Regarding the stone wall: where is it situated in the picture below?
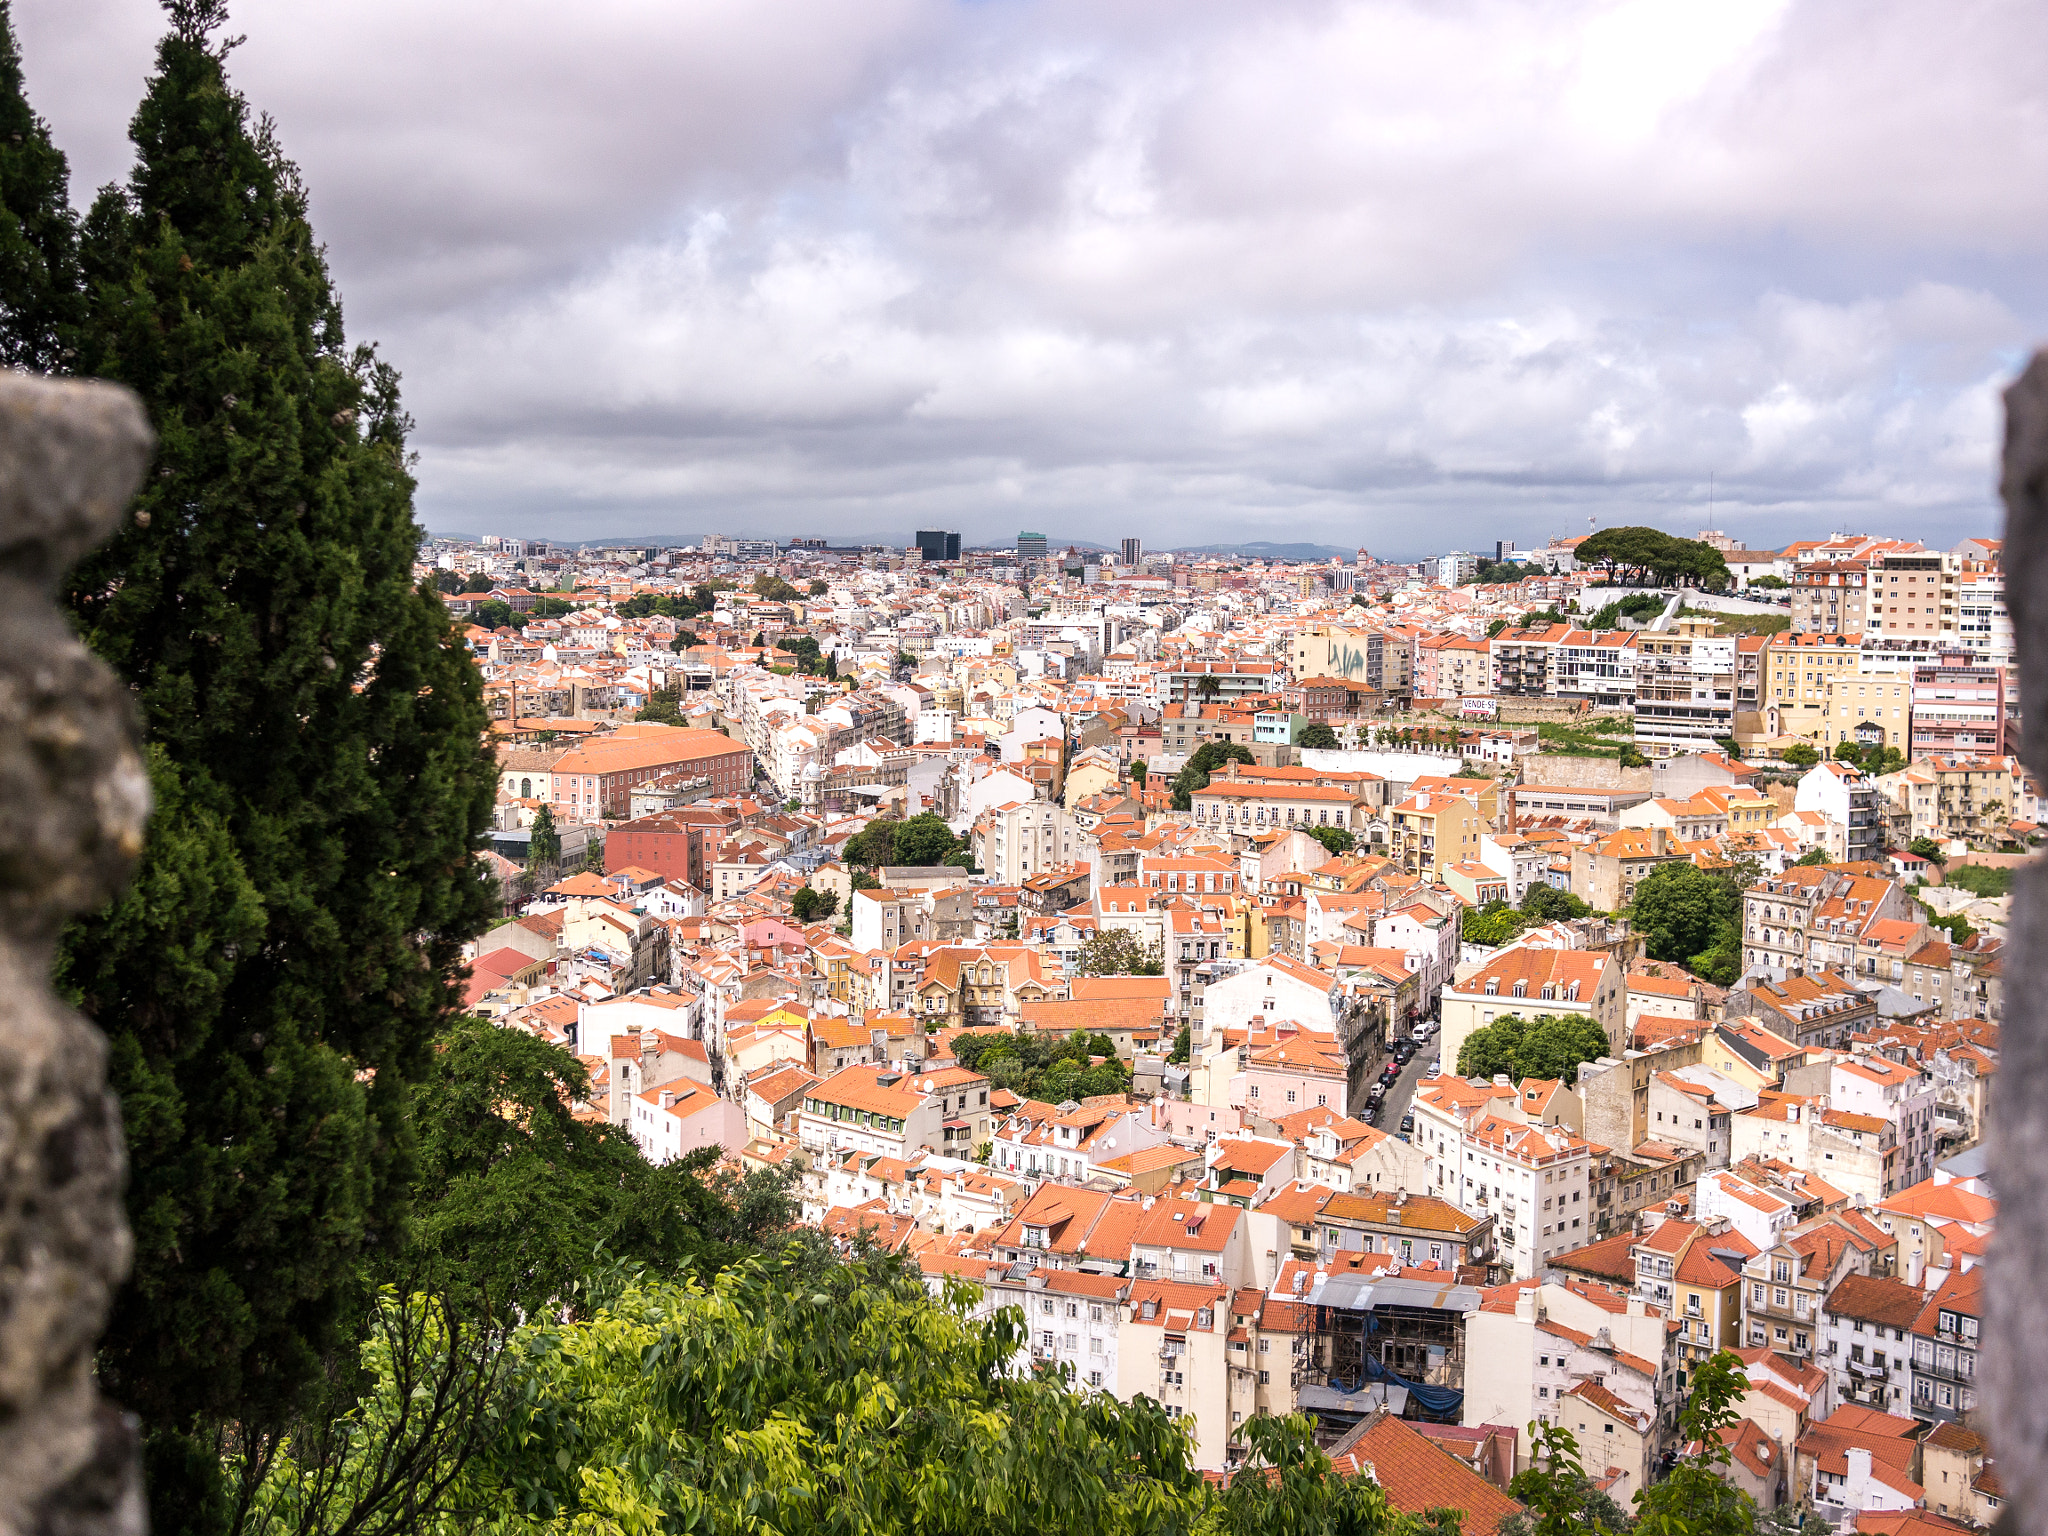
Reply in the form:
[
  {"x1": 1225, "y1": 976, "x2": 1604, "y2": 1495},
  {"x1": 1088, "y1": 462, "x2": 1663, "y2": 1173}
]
[
  {"x1": 0, "y1": 375, "x2": 155, "y2": 1534},
  {"x1": 1987, "y1": 352, "x2": 2048, "y2": 1532},
  {"x1": 1514, "y1": 753, "x2": 1654, "y2": 792}
]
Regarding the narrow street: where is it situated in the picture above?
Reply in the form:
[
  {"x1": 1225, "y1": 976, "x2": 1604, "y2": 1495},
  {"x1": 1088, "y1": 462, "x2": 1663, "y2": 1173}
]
[{"x1": 1363, "y1": 1033, "x2": 1444, "y2": 1139}]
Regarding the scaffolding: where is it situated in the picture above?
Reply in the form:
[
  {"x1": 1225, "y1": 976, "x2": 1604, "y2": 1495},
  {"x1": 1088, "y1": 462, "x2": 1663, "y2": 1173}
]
[{"x1": 1295, "y1": 1271, "x2": 1483, "y2": 1436}]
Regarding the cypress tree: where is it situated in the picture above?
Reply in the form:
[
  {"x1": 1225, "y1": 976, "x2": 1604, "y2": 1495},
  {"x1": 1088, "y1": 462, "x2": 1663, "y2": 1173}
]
[
  {"x1": 59, "y1": 2, "x2": 498, "y2": 1528},
  {"x1": 0, "y1": 0, "x2": 85, "y2": 368}
]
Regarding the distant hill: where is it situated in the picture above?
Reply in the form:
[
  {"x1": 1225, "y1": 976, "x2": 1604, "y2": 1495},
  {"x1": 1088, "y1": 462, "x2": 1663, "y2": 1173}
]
[{"x1": 1166, "y1": 540, "x2": 1356, "y2": 562}]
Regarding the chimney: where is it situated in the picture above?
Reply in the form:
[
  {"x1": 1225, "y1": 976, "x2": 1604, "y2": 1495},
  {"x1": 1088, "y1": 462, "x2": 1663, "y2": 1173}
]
[
  {"x1": 660, "y1": 1091, "x2": 675, "y2": 1109},
  {"x1": 1652, "y1": 827, "x2": 1669, "y2": 856}
]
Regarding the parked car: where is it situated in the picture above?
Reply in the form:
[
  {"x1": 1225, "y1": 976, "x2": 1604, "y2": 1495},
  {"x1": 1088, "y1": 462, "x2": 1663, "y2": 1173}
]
[
  {"x1": 1400, "y1": 1112, "x2": 1415, "y2": 1135},
  {"x1": 1423, "y1": 1062, "x2": 1442, "y2": 1080}
]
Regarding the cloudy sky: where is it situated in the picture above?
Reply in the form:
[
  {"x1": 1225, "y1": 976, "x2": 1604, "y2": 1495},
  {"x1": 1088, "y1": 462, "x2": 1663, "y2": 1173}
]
[{"x1": 22, "y1": 0, "x2": 2048, "y2": 556}]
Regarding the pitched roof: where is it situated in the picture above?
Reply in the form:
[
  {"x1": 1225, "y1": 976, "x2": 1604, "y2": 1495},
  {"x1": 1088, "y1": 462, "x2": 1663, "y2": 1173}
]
[{"x1": 1330, "y1": 1412, "x2": 1523, "y2": 1531}]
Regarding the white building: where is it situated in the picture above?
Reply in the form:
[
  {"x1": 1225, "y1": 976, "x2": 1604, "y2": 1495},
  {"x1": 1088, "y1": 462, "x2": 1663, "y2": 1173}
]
[{"x1": 1458, "y1": 1112, "x2": 1595, "y2": 1278}]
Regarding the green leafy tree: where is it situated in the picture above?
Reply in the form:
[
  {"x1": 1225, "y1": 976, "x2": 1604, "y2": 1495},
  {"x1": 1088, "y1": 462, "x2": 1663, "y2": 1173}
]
[
  {"x1": 892, "y1": 811, "x2": 962, "y2": 867},
  {"x1": 1073, "y1": 927, "x2": 1165, "y2": 976},
  {"x1": 1299, "y1": 721, "x2": 1341, "y2": 750},
  {"x1": 408, "y1": 1021, "x2": 810, "y2": 1317},
  {"x1": 469, "y1": 598, "x2": 515, "y2": 630},
  {"x1": 670, "y1": 627, "x2": 702, "y2": 653},
  {"x1": 953, "y1": 1028, "x2": 1133, "y2": 1101},
  {"x1": 1618, "y1": 744, "x2": 1648, "y2": 768},
  {"x1": 1781, "y1": 742, "x2": 1820, "y2": 768},
  {"x1": 251, "y1": 1256, "x2": 1218, "y2": 1535},
  {"x1": 1486, "y1": 618, "x2": 1510, "y2": 639},
  {"x1": 751, "y1": 572, "x2": 800, "y2": 602},
  {"x1": 1131, "y1": 758, "x2": 1148, "y2": 790},
  {"x1": 1925, "y1": 909, "x2": 1974, "y2": 946},
  {"x1": 527, "y1": 803, "x2": 561, "y2": 867},
  {"x1": 807, "y1": 578, "x2": 827, "y2": 596},
  {"x1": 60, "y1": 4, "x2": 501, "y2": 1524},
  {"x1": 1214, "y1": 1412, "x2": 1396, "y2": 1535},
  {"x1": 0, "y1": 0, "x2": 85, "y2": 370},
  {"x1": 1172, "y1": 738, "x2": 1255, "y2": 810},
  {"x1": 1462, "y1": 900, "x2": 1526, "y2": 946},
  {"x1": 636, "y1": 685, "x2": 683, "y2": 725},
  {"x1": 1505, "y1": 1417, "x2": 1634, "y2": 1535},
  {"x1": 1576, "y1": 526, "x2": 1731, "y2": 591},
  {"x1": 1631, "y1": 1349, "x2": 1757, "y2": 1536},
  {"x1": 842, "y1": 815, "x2": 897, "y2": 869},
  {"x1": 1455, "y1": 1013, "x2": 1610, "y2": 1085},
  {"x1": 1747, "y1": 574, "x2": 1788, "y2": 590},
  {"x1": 1908, "y1": 837, "x2": 1947, "y2": 866},
  {"x1": 1169, "y1": 1022, "x2": 1192, "y2": 1065},
  {"x1": 1521, "y1": 885, "x2": 1591, "y2": 923},
  {"x1": 1197, "y1": 673, "x2": 1222, "y2": 700},
  {"x1": 791, "y1": 885, "x2": 820, "y2": 923},
  {"x1": 825, "y1": 651, "x2": 838, "y2": 680},
  {"x1": 1629, "y1": 862, "x2": 1739, "y2": 970},
  {"x1": 460, "y1": 571, "x2": 495, "y2": 592},
  {"x1": 1790, "y1": 847, "x2": 1829, "y2": 867},
  {"x1": 1309, "y1": 824, "x2": 1356, "y2": 855},
  {"x1": 243, "y1": 1023, "x2": 820, "y2": 1536}
]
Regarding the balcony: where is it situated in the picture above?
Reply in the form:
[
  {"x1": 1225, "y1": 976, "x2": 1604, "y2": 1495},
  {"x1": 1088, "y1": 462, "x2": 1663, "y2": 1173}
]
[{"x1": 1919, "y1": 1354, "x2": 1975, "y2": 1384}]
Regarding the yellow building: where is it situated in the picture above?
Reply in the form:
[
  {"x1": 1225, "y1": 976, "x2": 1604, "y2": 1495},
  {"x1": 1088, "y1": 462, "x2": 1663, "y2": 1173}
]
[
  {"x1": 1761, "y1": 632, "x2": 1864, "y2": 744},
  {"x1": 1387, "y1": 787, "x2": 1484, "y2": 881},
  {"x1": 1818, "y1": 668, "x2": 1913, "y2": 751}
]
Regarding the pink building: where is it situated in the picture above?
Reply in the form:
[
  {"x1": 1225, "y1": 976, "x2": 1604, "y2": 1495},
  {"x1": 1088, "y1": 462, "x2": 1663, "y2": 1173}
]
[{"x1": 1910, "y1": 652, "x2": 2006, "y2": 760}]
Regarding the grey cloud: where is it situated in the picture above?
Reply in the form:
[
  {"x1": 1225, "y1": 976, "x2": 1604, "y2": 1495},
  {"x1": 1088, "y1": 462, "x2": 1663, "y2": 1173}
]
[{"x1": 18, "y1": 0, "x2": 2048, "y2": 554}]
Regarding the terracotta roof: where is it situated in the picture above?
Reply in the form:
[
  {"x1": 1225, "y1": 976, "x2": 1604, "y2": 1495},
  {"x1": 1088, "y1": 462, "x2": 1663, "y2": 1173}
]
[{"x1": 1330, "y1": 1412, "x2": 1522, "y2": 1531}]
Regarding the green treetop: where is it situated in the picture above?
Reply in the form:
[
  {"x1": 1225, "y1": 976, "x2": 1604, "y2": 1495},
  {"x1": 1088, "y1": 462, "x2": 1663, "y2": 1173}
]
[
  {"x1": 0, "y1": 0, "x2": 84, "y2": 369},
  {"x1": 58, "y1": 2, "x2": 499, "y2": 1524}
]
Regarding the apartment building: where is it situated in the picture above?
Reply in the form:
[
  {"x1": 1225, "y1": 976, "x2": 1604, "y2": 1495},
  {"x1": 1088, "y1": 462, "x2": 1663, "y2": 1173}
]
[
  {"x1": 991, "y1": 1268, "x2": 1129, "y2": 1390},
  {"x1": 1908, "y1": 1265, "x2": 1982, "y2": 1424},
  {"x1": 1909, "y1": 651, "x2": 2007, "y2": 761},
  {"x1": 1440, "y1": 946, "x2": 1626, "y2": 1070},
  {"x1": 1462, "y1": 1279, "x2": 1675, "y2": 1489},
  {"x1": 795, "y1": 1063, "x2": 993, "y2": 1161},
  {"x1": 1632, "y1": 628, "x2": 1736, "y2": 758},
  {"x1": 1118, "y1": 1280, "x2": 1238, "y2": 1465},
  {"x1": 849, "y1": 886, "x2": 934, "y2": 951},
  {"x1": 1821, "y1": 1272, "x2": 1922, "y2": 1414},
  {"x1": 1792, "y1": 761, "x2": 1884, "y2": 865},
  {"x1": 1552, "y1": 630, "x2": 1639, "y2": 708},
  {"x1": 1742, "y1": 1215, "x2": 1888, "y2": 1361},
  {"x1": 1568, "y1": 827, "x2": 1687, "y2": 912},
  {"x1": 1190, "y1": 779, "x2": 1374, "y2": 838},
  {"x1": 1627, "y1": 1217, "x2": 1756, "y2": 1376},
  {"x1": 1739, "y1": 865, "x2": 1914, "y2": 978},
  {"x1": 974, "y1": 797, "x2": 1079, "y2": 884},
  {"x1": 1387, "y1": 785, "x2": 1486, "y2": 882},
  {"x1": 1790, "y1": 561, "x2": 1869, "y2": 635},
  {"x1": 1761, "y1": 631, "x2": 1865, "y2": 746},
  {"x1": 1727, "y1": 973, "x2": 1879, "y2": 1052},
  {"x1": 1460, "y1": 1113, "x2": 1595, "y2": 1277},
  {"x1": 1864, "y1": 549, "x2": 1956, "y2": 644},
  {"x1": 1489, "y1": 622, "x2": 1572, "y2": 698}
]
